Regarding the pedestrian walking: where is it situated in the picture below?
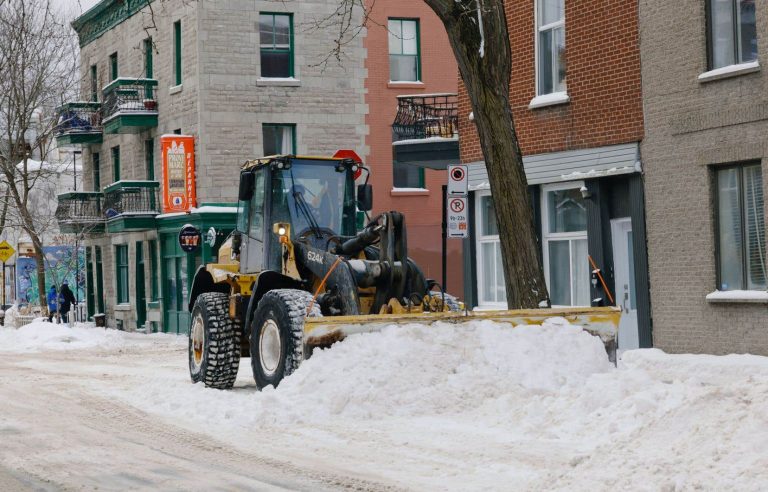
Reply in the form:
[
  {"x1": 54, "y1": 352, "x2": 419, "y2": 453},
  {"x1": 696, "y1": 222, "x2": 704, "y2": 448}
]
[
  {"x1": 59, "y1": 281, "x2": 77, "y2": 324},
  {"x1": 47, "y1": 285, "x2": 59, "y2": 323}
]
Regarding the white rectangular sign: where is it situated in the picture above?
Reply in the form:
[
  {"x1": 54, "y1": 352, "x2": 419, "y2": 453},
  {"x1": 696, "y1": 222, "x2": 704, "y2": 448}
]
[
  {"x1": 447, "y1": 196, "x2": 469, "y2": 238},
  {"x1": 447, "y1": 165, "x2": 468, "y2": 196}
]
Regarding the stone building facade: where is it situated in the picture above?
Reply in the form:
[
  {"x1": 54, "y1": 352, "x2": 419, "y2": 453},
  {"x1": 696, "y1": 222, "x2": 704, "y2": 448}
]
[
  {"x1": 60, "y1": 0, "x2": 366, "y2": 332},
  {"x1": 639, "y1": 0, "x2": 768, "y2": 354},
  {"x1": 459, "y1": 0, "x2": 650, "y2": 351}
]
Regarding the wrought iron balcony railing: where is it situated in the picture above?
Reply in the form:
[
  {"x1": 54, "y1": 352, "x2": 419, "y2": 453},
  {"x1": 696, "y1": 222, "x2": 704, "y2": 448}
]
[
  {"x1": 54, "y1": 102, "x2": 103, "y2": 137},
  {"x1": 101, "y1": 78, "x2": 159, "y2": 123},
  {"x1": 55, "y1": 191, "x2": 105, "y2": 232},
  {"x1": 103, "y1": 181, "x2": 161, "y2": 218},
  {"x1": 392, "y1": 93, "x2": 458, "y2": 142}
]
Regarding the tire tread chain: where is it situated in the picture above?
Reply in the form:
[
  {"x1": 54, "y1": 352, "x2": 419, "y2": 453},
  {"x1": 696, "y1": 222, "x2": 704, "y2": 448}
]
[{"x1": 199, "y1": 292, "x2": 241, "y2": 389}]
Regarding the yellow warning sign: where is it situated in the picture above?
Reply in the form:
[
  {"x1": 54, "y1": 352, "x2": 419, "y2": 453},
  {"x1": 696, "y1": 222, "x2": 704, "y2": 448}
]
[{"x1": 0, "y1": 241, "x2": 16, "y2": 263}]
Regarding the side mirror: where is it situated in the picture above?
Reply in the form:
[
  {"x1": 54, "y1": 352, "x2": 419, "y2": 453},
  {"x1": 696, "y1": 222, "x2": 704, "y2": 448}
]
[
  {"x1": 238, "y1": 171, "x2": 255, "y2": 201},
  {"x1": 357, "y1": 184, "x2": 373, "y2": 211}
]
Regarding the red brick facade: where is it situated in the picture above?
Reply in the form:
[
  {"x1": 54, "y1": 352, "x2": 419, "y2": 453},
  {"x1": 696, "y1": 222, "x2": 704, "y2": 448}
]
[
  {"x1": 459, "y1": 0, "x2": 644, "y2": 163},
  {"x1": 364, "y1": 2, "x2": 463, "y2": 290}
]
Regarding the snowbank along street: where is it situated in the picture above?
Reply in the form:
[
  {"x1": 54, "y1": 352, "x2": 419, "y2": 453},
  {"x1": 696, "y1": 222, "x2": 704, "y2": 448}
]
[{"x1": 0, "y1": 319, "x2": 767, "y2": 491}]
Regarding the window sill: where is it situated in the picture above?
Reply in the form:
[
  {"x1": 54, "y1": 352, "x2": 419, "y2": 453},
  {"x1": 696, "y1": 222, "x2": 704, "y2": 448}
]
[
  {"x1": 257, "y1": 77, "x2": 301, "y2": 87},
  {"x1": 698, "y1": 61, "x2": 760, "y2": 83},
  {"x1": 528, "y1": 92, "x2": 570, "y2": 109},
  {"x1": 390, "y1": 188, "x2": 429, "y2": 196},
  {"x1": 169, "y1": 84, "x2": 183, "y2": 95},
  {"x1": 114, "y1": 304, "x2": 132, "y2": 311},
  {"x1": 387, "y1": 81, "x2": 424, "y2": 89},
  {"x1": 705, "y1": 290, "x2": 768, "y2": 304}
]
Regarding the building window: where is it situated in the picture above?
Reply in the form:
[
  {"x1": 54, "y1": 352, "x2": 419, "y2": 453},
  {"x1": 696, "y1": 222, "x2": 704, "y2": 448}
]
[
  {"x1": 262, "y1": 124, "x2": 295, "y2": 155},
  {"x1": 259, "y1": 13, "x2": 293, "y2": 78},
  {"x1": 542, "y1": 183, "x2": 589, "y2": 306},
  {"x1": 173, "y1": 128, "x2": 182, "y2": 135},
  {"x1": 90, "y1": 64, "x2": 98, "y2": 102},
  {"x1": 476, "y1": 193, "x2": 507, "y2": 306},
  {"x1": 173, "y1": 21, "x2": 182, "y2": 85},
  {"x1": 145, "y1": 139, "x2": 154, "y2": 180},
  {"x1": 716, "y1": 163, "x2": 765, "y2": 290},
  {"x1": 708, "y1": 0, "x2": 757, "y2": 70},
  {"x1": 109, "y1": 52, "x2": 118, "y2": 81},
  {"x1": 144, "y1": 38, "x2": 153, "y2": 79},
  {"x1": 111, "y1": 146, "x2": 120, "y2": 182},
  {"x1": 392, "y1": 161, "x2": 424, "y2": 189},
  {"x1": 388, "y1": 18, "x2": 420, "y2": 82},
  {"x1": 92, "y1": 152, "x2": 100, "y2": 190},
  {"x1": 116, "y1": 244, "x2": 129, "y2": 304},
  {"x1": 536, "y1": 0, "x2": 566, "y2": 95}
]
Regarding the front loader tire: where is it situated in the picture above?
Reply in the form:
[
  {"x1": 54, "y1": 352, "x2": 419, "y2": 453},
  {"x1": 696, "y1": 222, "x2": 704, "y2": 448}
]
[
  {"x1": 189, "y1": 292, "x2": 241, "y2": 389},
  {"x1": 250, "y1": 289, "x2": 320, "y2": 390}
]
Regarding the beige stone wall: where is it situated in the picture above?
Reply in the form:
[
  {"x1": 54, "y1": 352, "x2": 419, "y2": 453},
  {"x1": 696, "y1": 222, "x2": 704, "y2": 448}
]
[
  {"x1": 75, "y1": 0, "x2": 367, "y2": 330},
  {"x1": 640, "y1": 0, "x2": 768, "y2": 355}
]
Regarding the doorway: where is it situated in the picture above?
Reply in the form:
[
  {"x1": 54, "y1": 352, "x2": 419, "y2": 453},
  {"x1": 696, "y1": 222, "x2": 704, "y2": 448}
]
[{"x1": 611, "y1": 218, "x2": 639, "y2": 350}]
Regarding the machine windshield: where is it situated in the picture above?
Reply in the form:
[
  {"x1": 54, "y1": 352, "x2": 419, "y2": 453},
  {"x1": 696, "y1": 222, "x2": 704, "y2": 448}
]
[{"x1": 279, "y1": 160, "x2": 356, "y2": 237}]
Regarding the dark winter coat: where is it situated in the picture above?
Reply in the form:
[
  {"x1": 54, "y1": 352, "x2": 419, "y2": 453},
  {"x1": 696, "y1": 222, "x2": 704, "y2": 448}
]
[{"x1": 59, "y1": 285, "x2": 76, "y2": 314}]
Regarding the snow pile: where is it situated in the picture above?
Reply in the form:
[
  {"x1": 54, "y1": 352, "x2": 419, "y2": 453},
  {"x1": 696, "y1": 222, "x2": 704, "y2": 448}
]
[
  {"x1": 106, "y1": 318, "x2": 768, "y2": 490},
  {"x1": 0, "y1": 321, "x2": 132, "y2": 353}
]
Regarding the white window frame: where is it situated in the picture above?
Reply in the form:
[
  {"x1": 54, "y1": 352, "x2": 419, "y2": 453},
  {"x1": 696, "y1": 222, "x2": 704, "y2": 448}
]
[
  {"x1": 533, "y1": 0, "x2": 568, "y2": 104},
  {"x1": 541, "y1": 181, "x2": 589, "y2": 307},
  {"x1": 475, "y1": 190, "x2": 507, "y2": 309}
]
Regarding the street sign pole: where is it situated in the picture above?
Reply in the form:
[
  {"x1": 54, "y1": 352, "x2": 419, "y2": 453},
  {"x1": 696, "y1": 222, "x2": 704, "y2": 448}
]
[
  {"x1": 1, "y1": 261, "x2": 5, "y2": 307},
  {"x1": 441, "y1": 185, "x2": 447, "y2": 298}
]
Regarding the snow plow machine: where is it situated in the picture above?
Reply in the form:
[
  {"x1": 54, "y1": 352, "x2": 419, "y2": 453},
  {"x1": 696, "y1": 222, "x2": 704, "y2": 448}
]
[{"x1": 187, "y1": 154, "x2": 621, "y2": 389}]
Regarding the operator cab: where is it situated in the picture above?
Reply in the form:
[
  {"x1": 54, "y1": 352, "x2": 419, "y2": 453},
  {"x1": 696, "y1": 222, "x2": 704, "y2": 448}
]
[{"x1": 236, "y1": 155, "x2": 372, "y2": 274}]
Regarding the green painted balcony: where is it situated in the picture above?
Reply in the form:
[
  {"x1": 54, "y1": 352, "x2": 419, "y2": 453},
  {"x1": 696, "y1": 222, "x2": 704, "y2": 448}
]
[
  {"x1": 54, "y1": 102, "x2": 103, "y2": 146},
  {"x1": 55, "y1": 191, "x2": 105, "y2": 234},
  {"x1": 103, "y1": 181, "x2": 161, "y2": 232},
  {"x1": 102, "y1": 78, "x2": 159, "y2": 134}
]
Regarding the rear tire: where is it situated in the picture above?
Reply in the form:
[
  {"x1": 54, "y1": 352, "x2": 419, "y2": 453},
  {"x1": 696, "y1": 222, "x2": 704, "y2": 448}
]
[
  {"x1": 189, "y1": 292, "x2": 241, "y2": 389},
  {"x1": 250, "y1": 289, "x2": 320, "y2": 390}
]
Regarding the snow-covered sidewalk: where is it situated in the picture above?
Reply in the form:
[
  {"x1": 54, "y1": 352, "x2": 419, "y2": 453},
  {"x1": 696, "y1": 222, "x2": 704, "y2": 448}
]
[{"x1": 1, "y1": 319, "x2": 767, "y2": 490}]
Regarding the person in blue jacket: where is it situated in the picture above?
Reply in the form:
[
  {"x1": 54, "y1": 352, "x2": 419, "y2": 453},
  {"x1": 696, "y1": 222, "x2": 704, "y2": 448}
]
[{"x1": 47, "y1": 285, "x2": 59, "y2": 323}]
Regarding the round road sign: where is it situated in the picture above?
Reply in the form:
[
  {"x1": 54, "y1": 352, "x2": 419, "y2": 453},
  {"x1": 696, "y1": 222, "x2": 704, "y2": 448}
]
[{"x1": 449, "y1": 198, "x2": 465, "y2": 213}]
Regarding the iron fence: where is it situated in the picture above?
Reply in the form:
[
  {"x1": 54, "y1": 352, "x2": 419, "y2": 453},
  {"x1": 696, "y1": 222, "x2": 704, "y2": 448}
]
[
  {"x1": 55, "y1": 192, "x2": 104, "y2": 228},
  {"x1": 392, "y1": 93, "x2": 458, "y2": 142},
  {"x1": 103, "y1": 182, "x2": 160, "y2": 217},
  {"x1": 54, "y1": 102, "x2": 102, "y2": 136},
  {"x1": 102, "y1": 78, "x2": 158, "y2": 122}
]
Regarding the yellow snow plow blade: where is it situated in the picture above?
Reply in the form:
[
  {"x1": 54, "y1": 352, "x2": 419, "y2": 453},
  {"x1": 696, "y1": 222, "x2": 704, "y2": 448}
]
[{"x1": 304, "y1": 306, "x2": 621, "y2": 362}]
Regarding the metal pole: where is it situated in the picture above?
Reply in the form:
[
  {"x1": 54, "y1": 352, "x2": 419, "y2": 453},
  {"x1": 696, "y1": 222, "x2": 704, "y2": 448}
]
[
  {"x1": 1, "y1": 261, "x2": 5, "y2": 307},
  {"x1": 441, "y1": 184, "x2": 447, "y2": 298}
]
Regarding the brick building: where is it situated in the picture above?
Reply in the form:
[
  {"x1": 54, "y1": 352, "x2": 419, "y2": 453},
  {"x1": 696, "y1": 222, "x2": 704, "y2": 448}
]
[
  {"x1": 363, "y1": 1, "x2": 461, "y2": 293},
  {"x1": 640, "y1": 0, "x2": 768, "y2": 354},
  {"x1": 57, "y1": 0, "x2": 366, "y2": 332},
  {"x1": 460, "y1": 0, "x2": 650, "y2": 350}
]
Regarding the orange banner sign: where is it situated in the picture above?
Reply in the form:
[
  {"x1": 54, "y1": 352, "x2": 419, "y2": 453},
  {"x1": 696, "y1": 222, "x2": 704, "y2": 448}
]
[{"x1": 161, "y1": 135, "x2": 197, "y2": 213}]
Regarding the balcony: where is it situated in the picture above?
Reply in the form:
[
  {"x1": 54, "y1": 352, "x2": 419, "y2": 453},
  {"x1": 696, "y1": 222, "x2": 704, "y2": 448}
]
[
  {"x1": 55, "y1": 191, "x2": 105, "y2": 234},
  {"x1": 103, "y1": 181, "x2": 161, "y2": 232},
  {"x1": 54, "y1": 102, "x2": 103, "y2": 146},
  {"x1": 392, "y1": 93, "x2": 459, "y2": 171},
  {"x1": 102, "y1": 78, "x2": 159, "y2": 134}
]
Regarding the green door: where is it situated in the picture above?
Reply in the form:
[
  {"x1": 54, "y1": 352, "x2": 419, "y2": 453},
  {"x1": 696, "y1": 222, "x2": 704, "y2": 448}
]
[
  {"x1": 135, "y1": 241, "x2": 147, "y2": 330},
  {"x1": 95, "y1": 246, "x2": 105, "y2": 314},
  {"x1": 86, "y1": 247, "x2": 95, "y2": 319},
  {"x1": 162, "y1": 234, "x2": 193, "y2": 334}
]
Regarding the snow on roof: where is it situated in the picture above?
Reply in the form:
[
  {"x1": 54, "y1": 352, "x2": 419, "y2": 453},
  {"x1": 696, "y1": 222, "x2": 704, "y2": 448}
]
[{"x1": 15, "y1": 159, "x2": 82, "y2": 173}]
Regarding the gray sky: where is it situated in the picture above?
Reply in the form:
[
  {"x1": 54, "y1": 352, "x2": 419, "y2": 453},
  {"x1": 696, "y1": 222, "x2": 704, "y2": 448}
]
[{"x1": 52, "y1": 0, "x2": 101, "y2": 21}]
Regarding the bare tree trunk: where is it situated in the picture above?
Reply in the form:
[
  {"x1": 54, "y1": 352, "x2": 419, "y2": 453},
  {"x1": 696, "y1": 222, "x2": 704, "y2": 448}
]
[
  {"x1": 32, "y1": 239, "x2": 46, "y2": 311},
  {"x1": 424, "y1": 0, "x2": 549, "y2": 309}
]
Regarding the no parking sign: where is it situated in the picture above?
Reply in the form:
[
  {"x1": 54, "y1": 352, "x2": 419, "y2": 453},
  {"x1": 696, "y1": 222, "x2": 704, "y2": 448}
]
[{"x1": 447, "y1": 165, "x2": 468, "y2": 196}]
